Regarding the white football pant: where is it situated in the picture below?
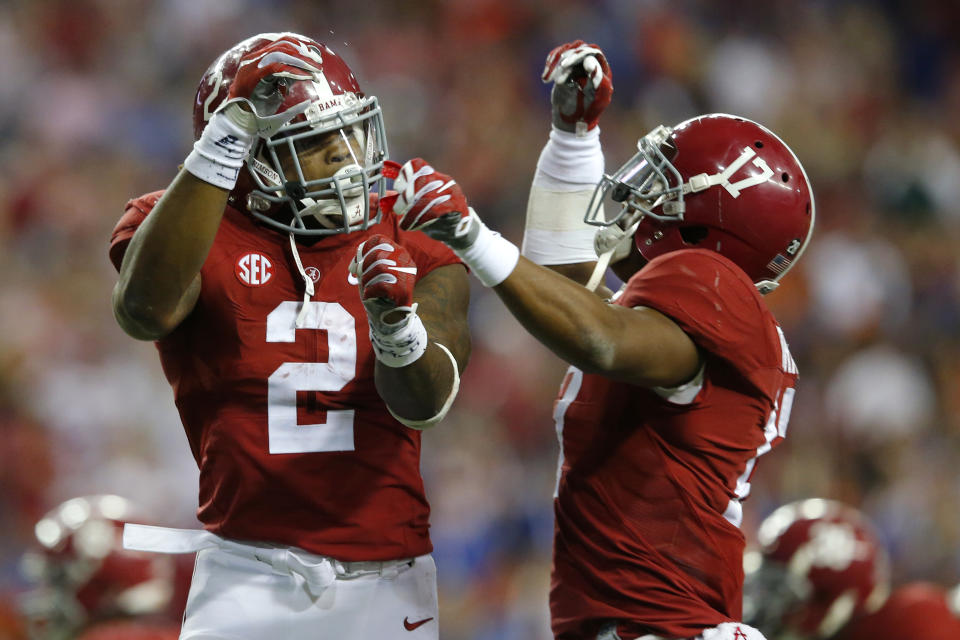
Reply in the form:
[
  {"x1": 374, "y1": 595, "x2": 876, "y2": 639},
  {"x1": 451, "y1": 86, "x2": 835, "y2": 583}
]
[{"x1": 123, "y1": 525, "x2": 439, "y2": 640}]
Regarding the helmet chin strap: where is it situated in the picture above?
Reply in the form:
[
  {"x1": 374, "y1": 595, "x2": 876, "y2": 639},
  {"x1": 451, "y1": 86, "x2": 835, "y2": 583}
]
[
  {"x1": 755, "y1": 279, "x2": 779, "y2": 295},
  {"x1": 287, "y1": 218, "x2": 315, "y2": 329},
  {"x1": 585, "y1": 216, "x2": 641, "y2": 292}
]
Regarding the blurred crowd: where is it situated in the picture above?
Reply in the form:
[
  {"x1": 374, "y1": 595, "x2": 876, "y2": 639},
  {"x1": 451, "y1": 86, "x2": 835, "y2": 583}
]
[{"x1": 1, "y1": 0, "x2": 960, "y2": 638}]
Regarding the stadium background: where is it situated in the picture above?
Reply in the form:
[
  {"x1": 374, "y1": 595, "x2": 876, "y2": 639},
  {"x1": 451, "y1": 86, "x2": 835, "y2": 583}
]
[{"x1": 1, "y1": 0, "x2": 959, "y2": 637}]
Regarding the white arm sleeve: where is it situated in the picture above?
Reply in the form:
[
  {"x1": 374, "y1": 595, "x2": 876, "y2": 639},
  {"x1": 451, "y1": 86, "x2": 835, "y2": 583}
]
[{"x1": 521, "y1": 126, "x2": 605, "y2": 265}]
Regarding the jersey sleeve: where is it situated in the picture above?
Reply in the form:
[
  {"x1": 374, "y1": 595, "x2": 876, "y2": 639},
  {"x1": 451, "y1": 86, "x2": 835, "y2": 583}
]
[
  {"x1": 618, "y1": 249, "x2": 779, "y2": 383},
  {"x1": 373, "y1": 190, "x2": 463, "y2": 278},
  {"x1": 108, "y1": 190, "x2": 165, "y2": 271},
  {"x1": 397, "y1": 227, "x2": 463, "y2": 279}
]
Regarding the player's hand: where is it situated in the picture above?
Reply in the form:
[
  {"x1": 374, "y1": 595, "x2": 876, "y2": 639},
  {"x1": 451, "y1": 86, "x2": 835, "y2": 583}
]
[
  {"x1": 542, "y1": 40, "x2": 613, "y2": 134},
  {"x1": 383, "y1": 159, "x2": 519, "y2": 288},
  {"x1": 350, "y1": 234, "x2": 430, "y2": 368},
  {"x1": 219, "y1": 39, "x2": 317, "y2": 137},
  {"x1": 350, "y1": 234, "x2": 418, "y2": 319},
  {"x1": 385, "y1": 158, "x2": 480, "y2": 251}
]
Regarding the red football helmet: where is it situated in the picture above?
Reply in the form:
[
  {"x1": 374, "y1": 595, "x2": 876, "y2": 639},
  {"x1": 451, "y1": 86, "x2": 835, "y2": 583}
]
[
  {"x1": 743, "y1": 499, "x2": 890, "y2": 639},
  {"x1": 193, "y1": 32, "x2": 389, "y2": 236},
  {"x1": 19, "y1": 495, "x2": 184, "y2": 640},
  {"x1": 585, "y1": 113, "x2": 814, "y2": 292}
]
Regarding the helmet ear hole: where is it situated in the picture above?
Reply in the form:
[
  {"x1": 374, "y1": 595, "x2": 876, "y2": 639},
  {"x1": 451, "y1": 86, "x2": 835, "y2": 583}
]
[{"x1": 678, "y1": 225, "x2": 709, "y2": 245}]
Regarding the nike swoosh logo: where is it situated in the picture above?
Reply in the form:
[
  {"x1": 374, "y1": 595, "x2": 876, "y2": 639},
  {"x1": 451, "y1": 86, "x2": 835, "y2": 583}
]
[{"x1": 403, "y1": 616, "x2": 434, "y2": 631}]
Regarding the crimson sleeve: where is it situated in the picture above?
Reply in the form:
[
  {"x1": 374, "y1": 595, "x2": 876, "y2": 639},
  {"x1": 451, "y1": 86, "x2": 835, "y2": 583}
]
[
  {"x1": 108, "y1": 190, "x2": 165, "y2": 271},
  {"x1": 397, "y1": 227, "x2": 464, "y2": 280},
  {"x1": 618, "y1": 249, "x2": 779, "y2": 380}
]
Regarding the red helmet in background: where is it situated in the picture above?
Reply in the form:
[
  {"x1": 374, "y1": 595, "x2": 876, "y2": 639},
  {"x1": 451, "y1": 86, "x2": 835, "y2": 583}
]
[
  {"x1": 743, "y1": 499, "x2": 890, "y2": 639},
  {"x1": 585, "y1": 113, "x2": 814, "y2": 293},
  {"x1": 193, "y1": 32, "x2": 389, "y2": 236},
  {"x1": 19, "y1": 495, "x2": 187, "y2": 640}
]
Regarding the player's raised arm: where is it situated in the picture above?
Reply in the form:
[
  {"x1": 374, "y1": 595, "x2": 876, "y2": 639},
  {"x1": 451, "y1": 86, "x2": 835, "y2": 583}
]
[
  {"x1": 112, "y1": 41, "x2": 313, "y2": 340},
  {"x1": 390, "y1": 159, "x2": 699, "y2": 389},
  {"x1": 350, "y1": 235, "x2": 470, "y2": 427},
  {"x1": 522, "y1": 41, "x2": 617, "y2": 291}
]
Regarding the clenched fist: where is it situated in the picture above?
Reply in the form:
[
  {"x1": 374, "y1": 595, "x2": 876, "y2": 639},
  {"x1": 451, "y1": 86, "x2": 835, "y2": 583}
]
[
  {"x1": 385, "y1": 159, "x2": 479, "y2": 251},
  {"x1": 350, "y1": 234, "x2": 418, "y2": 312},
  {"x1": 542, "y1": 40, "x2": 613, "y2": 134},
  {"x1": 350, "y1": 234, "x2": 429, "y2": 368},
  {"x1": 382, "y1": 158, "x2": 519, "y2": 288}
]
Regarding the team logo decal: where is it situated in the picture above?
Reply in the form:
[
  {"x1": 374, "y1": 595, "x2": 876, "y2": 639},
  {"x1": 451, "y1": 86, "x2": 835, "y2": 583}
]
[
  {"x1": 304, "y1": 266, "x2": 321, "y2": 282},
  {"x1": 236, "y1": 252, "x2": 274, "y2": 287}
]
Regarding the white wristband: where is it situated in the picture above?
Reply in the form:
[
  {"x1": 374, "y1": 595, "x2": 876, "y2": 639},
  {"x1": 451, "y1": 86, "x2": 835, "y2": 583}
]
[
  {"x1": 368, "y1": 303, "x2": 429, "y2": 368},
  {"x1": 455, "y1": 218, "x2": 520, "y2": 287},
  {"x1": 183, "y1": 110, "x2": 256, "y2": 190},
  {"x1": 536, "y1": 125, "x2": 604, "y2": 186}
]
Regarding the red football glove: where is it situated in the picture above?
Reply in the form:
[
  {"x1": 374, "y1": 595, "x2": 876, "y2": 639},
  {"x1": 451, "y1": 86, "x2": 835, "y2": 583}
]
[
  {"x1": 219, "y1": 39, "x2": 318, "y2": 137},
  {"x1": 384, "y1": 159, "x2": 479, "y2": 250},
  {"x1": 542, "y1": 40, "x2": 613, "y2": 133},
  {"x1": 229, "y1": 39, "x2": 317, "y2": 102},
  {"x1": 350, "y1": 234, "x2": 430, "y2": 368},
  {"x1": 350, "y1": 234, "x2": 418, "y2": 310}
]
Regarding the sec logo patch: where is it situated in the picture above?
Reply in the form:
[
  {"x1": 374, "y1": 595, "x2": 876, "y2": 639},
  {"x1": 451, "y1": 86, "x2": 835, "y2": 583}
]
[{"x1": 236, "y1": 252, "x2": 274, "y2": 287}]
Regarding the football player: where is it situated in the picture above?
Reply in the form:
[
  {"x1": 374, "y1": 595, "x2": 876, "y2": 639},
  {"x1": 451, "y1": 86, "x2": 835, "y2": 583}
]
[
  {"x1": 19, "y1": 495, "x2": 191, "y2": 640},
  {"x1": 383, "y1": 41, "x2": 814, "y2": 639},
  {"x1": 744, "y1": 498, "x2": 960, "y2": 640},
  {"x1": 109, "y1": 33, "x2": 470, "y2": 638}
]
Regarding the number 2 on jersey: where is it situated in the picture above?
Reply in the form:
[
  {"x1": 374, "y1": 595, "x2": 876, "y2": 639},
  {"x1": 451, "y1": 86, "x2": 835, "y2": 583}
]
[{"x1": 266, "y1": 301, "x2": 357, "y2": 454}]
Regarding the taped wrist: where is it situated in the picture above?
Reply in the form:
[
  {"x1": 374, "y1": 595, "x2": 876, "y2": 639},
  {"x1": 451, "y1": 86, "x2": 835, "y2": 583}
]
[
  {"x1": 455, "y1": 212, "x2": 520, "y2": 287},
  {"x1": 368, "y1": 303, "x2": 429, "y2": 368},
  {"x1": 522, "y1": 126, "x2": 604, "y2": 265},
  {"x1": 183, "y1": 110, "x2": 256, "y2": 190},
  {"x1": 522, "y1": 185, "x2": 599, "y2": 265}
]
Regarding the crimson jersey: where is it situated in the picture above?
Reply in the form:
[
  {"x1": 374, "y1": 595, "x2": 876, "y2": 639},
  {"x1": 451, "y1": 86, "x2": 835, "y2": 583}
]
[
  {"x1": 109, "y1": 192, "x2": 460, "y2": 561},
  {"x1": 76, "y1": 621, "x2": 180, "y2": 640},
  {"x1": 836, "y1": 583, "x2": 960, "y2": 640},
  {"x1": 550, "y1": 249, "x2": 797, "y2": 640}
]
